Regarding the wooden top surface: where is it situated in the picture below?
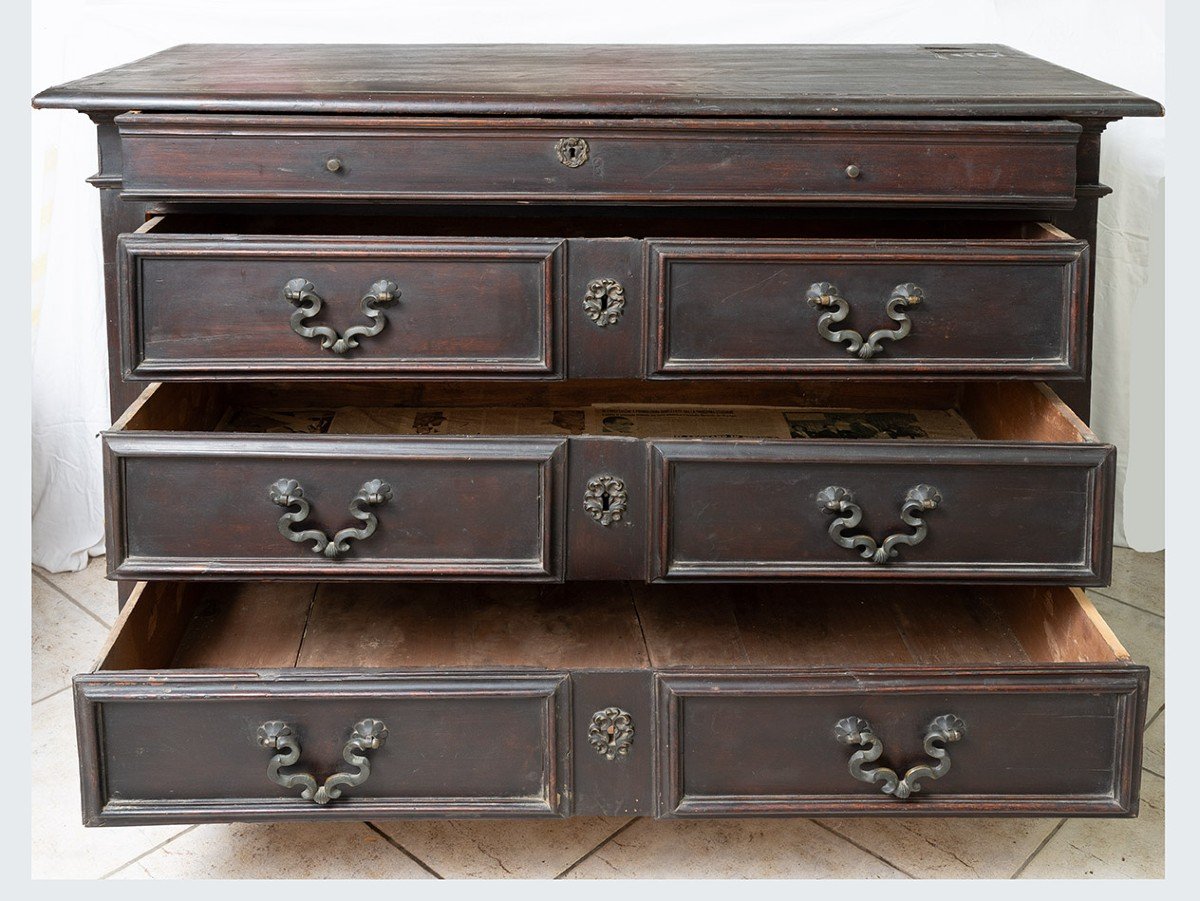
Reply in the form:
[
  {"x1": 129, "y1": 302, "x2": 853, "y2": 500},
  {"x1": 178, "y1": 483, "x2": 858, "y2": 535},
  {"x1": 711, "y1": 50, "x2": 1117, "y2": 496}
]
[{"x1": 33, "y1": 43, "x2": 1162, "y2": 118}]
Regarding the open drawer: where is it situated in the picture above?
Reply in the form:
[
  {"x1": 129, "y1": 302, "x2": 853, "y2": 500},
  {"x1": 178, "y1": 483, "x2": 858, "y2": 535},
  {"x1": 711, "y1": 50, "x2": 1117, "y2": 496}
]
[
  {"x1": 74, "y1": 580, "x2": 1146, "y2": 825},
  {"x1": 103, "y1": 380, "x2": 1112, "y2": 584},
  {"x1": 119, "y1": 214, "x2": 1089, "y2": 381}
]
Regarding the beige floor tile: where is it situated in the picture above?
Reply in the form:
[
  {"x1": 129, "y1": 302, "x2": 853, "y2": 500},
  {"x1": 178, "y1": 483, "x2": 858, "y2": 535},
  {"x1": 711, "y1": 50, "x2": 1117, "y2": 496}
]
[
  {"x1": 32, "y1": 574, "x2": 107, "y2": 702},
  {"x1": 822, "y1": 818, "x2": 1059, "y2": 878},
  {"x1": 375, "y1": 816, "x2": 631, "y2": 878},
  {"x1": 1143, "y1": 708, "x2": 1164, "y2": 777},
  {"x1": 1095, "y1": 548, "x2": 1164, "y2": 617},
  {"x1": 32, "y1": 690, "x2": 188, "y2": 879},
  {"x1": 109, "y1": 822, "x2": 435, "y2": 879},
  {"x1": 36, "y1": 556, "x2": 116, "y2": 627},
  {"x1": 1088, "y1": 593, "x2": 1164, "y2": 713},
  {"x1": 1018, "y1": 771, "x2": 1164, "y2": 878},
  {"x1": 563, "y1": 818, "x2": 906, "y2": 879}
]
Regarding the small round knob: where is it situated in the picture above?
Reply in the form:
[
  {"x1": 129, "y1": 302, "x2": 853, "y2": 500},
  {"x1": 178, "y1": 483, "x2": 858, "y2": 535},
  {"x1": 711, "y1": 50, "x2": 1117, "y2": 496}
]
[
  {"x1": 845, "y1": 164, "x2": 862, "y2": 179},
  {"x1": 325, "y1": 157, "x2": 343, "y2": 173}
]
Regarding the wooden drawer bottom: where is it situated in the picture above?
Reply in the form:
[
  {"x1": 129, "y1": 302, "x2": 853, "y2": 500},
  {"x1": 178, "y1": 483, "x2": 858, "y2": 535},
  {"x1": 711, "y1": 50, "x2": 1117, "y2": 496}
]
[{"x1": 75, "y1": 581, "x2": 1146, "y2": 824}]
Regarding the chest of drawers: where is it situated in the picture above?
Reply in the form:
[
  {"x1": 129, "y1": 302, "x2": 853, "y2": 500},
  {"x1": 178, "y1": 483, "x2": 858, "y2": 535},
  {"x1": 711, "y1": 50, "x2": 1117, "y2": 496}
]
[{"x1": 35, "y1": 43, "x2": 1161, "y2": 825}]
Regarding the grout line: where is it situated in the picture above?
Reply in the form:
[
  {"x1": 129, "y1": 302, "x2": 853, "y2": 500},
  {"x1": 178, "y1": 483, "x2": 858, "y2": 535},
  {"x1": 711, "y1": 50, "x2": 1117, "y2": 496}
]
[
  {"x1": 32, "y1": 684, "x2": 71, "y2": 706},
  {"x1": 1087, "y1": 588, "x2": 1165, "y2": 621},
  {"x1": 32, "y1": 568, "x2": 113, "y2": 630},
  {"x1": 1010, "y1": 819, "x2": 1065, "y2": 879},
  {"x1": 1144, "y1": 765, "x2": 1164, "y2": 779},
  {"x1": 364, "y1": 822, "x2": 443, "y2": 878},
  {"x1": 555, "y1": 817, "x2": 640, "y2": 879},
  {"x1": 100, "y1": 825, "x2": 199, "y2": 879},
  {"x1": 1145, "y1": 704, "x2": 1165, "y2": 731},
  {"x1": 809, "y1": 820, "x2": 916, "y2": 879}
]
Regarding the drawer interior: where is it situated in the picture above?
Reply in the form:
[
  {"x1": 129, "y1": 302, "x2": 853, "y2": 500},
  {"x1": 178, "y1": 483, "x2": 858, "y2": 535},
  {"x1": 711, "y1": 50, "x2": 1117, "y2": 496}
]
[
  {"x1": 140, "y1": 211, "x2": 1074, "y2": 242},
  {"x1": 97, "y1": 581, "x2": 1127, "y2": 673},
  {"x1": 114, "y1": 381, "x2": 1095, "y2": 444}
]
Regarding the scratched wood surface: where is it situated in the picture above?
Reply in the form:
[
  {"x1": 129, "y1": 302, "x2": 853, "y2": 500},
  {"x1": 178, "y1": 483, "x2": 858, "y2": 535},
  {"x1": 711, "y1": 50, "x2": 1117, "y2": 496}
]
[{"x1": 33, "y1": 44, "x2": 1163, "y2": 118}]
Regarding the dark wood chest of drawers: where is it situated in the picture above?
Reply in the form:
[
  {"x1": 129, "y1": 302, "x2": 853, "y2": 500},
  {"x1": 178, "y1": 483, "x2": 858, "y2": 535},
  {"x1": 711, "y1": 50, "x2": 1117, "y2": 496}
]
[{"x1": 34, "y1": 43, "x2": 1162, "y2": 825}]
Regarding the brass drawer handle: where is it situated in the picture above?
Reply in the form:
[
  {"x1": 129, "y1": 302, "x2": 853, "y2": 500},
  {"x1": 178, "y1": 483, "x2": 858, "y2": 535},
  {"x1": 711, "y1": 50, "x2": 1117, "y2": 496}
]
[
  {"x1": 258, "y1": 719, "x2": 388, "y2": 806},
  {"x1": 270, "y1": 478, "x2": 393, "y2": 558},
  {"x1": 284, "y1": 277, "x2": 399, "y2": 354},
  {"x1": 806, "y1": 282, "x2": 923, "y2": 359},
  {"x1": 835, "y1": 715, "x2": 965, "y2": 800},
  {"x1": 818, "y1": 484, "x2": 941, "y2": 564},
  {"x1": 584, "y1": 475, "x2": 628, "y2": 526},
  {"x1": 588, "y1": 707, "x2": 634, "y2": 761}
]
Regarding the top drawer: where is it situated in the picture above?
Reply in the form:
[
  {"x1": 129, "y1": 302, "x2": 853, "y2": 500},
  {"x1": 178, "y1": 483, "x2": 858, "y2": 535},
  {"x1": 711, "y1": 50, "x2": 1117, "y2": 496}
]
[{"x1": 115, "y1": 115, "x2": 1081, "y2": 206}]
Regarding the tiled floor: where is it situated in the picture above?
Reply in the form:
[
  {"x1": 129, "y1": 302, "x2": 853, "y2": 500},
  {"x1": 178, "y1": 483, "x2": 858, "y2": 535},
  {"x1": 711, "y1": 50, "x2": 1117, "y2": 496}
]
[{"x1": 31, "y1": 550, "x2": 1165, "y2": 879}]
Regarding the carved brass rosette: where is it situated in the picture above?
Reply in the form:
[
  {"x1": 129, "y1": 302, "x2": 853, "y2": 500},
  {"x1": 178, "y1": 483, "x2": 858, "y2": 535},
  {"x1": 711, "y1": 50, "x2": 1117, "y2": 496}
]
[
  {"x1": 555, "y1": 136, "x2": 589, "y2": 167},
  {"x1": 806, "y1": 281, "x2": 924, "y2": 359},
  {"x1": 817, "y1": 484, "x2": 941, "y2": 564},
  {"x1": 584, "y1": 475, "x2": 628, "y2": 526},
  {"x1": 270, "y1": 478, "x2": 393, "y2": 558},
  {"x1": 583, "y1": 277, "x2": 626, "y2": 327},
  {"x1": 284, "y1": 277, "x2": 400, "y2": 354},
  {"x1": 588, "y1": 707, "x2": 635, "y2": 761},
  {"x1": 257, "y1": 718, "x2": 389, "y2": 805},
  {"x1": 834, "y1": 714, "x2": 965, "y2": 800}
]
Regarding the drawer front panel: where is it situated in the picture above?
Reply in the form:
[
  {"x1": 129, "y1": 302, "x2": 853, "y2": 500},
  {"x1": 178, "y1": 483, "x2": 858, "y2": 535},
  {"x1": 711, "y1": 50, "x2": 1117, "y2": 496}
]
[
  {"x1": 648, "y1": 238, "x2": 1089, "y2": 377},
  {"x1": 105, "y1": 436, "x2": 565, "y2": 580},
  {"x1": 76, "y1": 674, "x2": 568, "y2": 824},
  {"x1": 650, "y1": 442, "x2": 1114, "y2": 583},
  {"x1": 120, "y1": 235, "x2": 561, "y2": 379},
  {"x1": 117, "y1": 115, "x2": 1081, "y2": 205},
  {"x1": 657, "y1": 670, "x2": 1147, "y2": 817}
]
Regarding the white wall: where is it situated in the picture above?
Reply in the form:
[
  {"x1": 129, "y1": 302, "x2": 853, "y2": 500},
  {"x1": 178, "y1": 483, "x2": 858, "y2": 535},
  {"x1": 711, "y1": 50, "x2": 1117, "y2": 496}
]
[{"x1": 30, "y1": 0, "x2": 1166, "y2": 570}]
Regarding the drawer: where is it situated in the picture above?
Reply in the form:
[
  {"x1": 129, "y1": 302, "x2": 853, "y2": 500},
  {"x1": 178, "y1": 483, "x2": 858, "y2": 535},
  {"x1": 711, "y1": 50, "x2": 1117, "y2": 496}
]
[
  {"x1": 104, "y1": 385, "x2": 566, "y2": 580},
  {"x1": 121, "y1": 216, "x2": 1090, "y2": 382},
  {"x1": 75, "y1": 580, "x2": 1145, "y2": 824},
  {"x1": 647, "y1": 223, "x2": 1090, "y2": 378},
  {"x1": 104, "y1": 381, "x2": 1112, "y2": 583},
  {"x1": 640, "y1": 583, "x2": 1147, "y2": 817},
  {"x1": 118, "y1": 217, "x2": 562, "y2": 379},
  {"x1": 75, "y1": 582, "x2": 590, "y2": 824},
  {"x1": 648, "y1": 382, "x2": 1113, "y2": 584},
  {"x1": 115, "y1": 114, "x2": 1081, "y2": 206}
]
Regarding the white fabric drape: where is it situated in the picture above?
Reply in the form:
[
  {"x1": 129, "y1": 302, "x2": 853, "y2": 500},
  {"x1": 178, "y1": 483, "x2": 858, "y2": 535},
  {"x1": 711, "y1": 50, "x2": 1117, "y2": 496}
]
[{"x1": 30, "y1": 0, "x2": 1166, "y2": 571}]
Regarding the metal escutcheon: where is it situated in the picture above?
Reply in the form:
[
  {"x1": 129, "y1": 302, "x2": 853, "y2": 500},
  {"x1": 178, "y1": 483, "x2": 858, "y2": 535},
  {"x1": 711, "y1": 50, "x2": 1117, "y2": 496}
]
[
  {"x1": 555, "y1": 137, "x2": 589, "y2": 167},
  {"x1": 588, "y1": 707, "x2": 634, "y2": 761},
  {"x1": 584, "y1": 475, "x2": 628, "y2": 526}
]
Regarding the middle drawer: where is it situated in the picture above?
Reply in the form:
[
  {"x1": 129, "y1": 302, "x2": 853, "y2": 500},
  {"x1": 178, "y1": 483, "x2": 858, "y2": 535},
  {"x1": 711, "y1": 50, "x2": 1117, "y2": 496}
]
[
  {"x1": 117, "y1": 215, "x2": 1090, "y2": 381},
  {"x1": 104, "y1": 381, "x2": 1112, "y2": 584}
]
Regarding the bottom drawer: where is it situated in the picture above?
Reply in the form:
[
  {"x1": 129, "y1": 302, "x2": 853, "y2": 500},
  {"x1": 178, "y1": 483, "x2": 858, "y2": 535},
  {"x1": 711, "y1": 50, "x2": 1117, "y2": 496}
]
[{"x1": 75, "y1": 581, "x2": 1147, "y2": 824}]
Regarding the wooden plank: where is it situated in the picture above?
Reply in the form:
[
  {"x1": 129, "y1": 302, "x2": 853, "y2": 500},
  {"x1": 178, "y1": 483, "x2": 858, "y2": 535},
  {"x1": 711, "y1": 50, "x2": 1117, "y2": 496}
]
[
  {"x1": 298, "y1": 582, "x2": 648, "y2": 669},
  {"x1": 32, "y1": 44, "x2": 1163, "y2": 118},
  {"x1": 97, "y1": 581, "x2": 201, "y2": 671},
  {"x1": 887, "y1": 590, "x2": 1029, "y2": 665},
  {"x1": 1000, "y1": 585, "x2": 1126, "y2": 663},
  {"x1": 171, "y1": 583, "x2": 317, "y2": 668},
  {"x1": 733, "y1": 586, "x2": 915, "y2": 666},
  {"x1": 959, "y1": 382, "x2": 1091, "y2": 443},
  {"x1": 110, "y1": 382, "x2": 229, "y2": 433},
  {"x1": 633, "y1": 583, "x2": 750, "y2": 668}
]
